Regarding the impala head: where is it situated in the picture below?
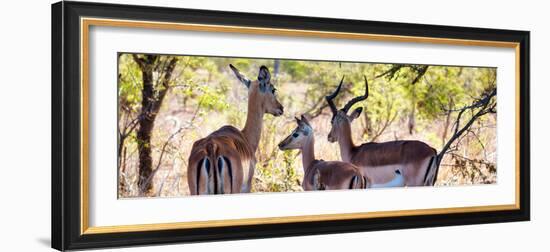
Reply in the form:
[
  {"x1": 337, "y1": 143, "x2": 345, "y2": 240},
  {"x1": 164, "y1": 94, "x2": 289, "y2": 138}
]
[
  {"x1": 229, "y1": 64, "x2": 284, "y2": 116},
  {"x1": 326, "y1": 76, "x2": 369, "y2": 143},
  {"x1": 278, "y1": 115, "x2": 313, "y2": 150}
]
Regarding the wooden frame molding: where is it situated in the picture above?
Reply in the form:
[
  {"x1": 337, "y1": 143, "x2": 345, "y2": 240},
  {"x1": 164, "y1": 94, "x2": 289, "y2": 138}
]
[{"x1": 80, "y1": 17, "x2": 522, "y2": 235}]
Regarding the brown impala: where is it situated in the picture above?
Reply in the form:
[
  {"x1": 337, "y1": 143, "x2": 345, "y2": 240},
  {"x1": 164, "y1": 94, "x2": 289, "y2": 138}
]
[
  {"x1": 325, "y1": 76, "x2": 439, "y2": 186},
  {"x1": 278, "y1": 115, "x2": 405, "y2": 191},
  {"x1": 187, "y1": 65, "x2": 284, "y2": 195}
]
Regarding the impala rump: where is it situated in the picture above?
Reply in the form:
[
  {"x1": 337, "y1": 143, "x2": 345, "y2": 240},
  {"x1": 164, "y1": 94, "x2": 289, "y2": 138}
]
[
  {"x1": 187, "y1": 126, "x2": 254, "y2": 195},
  {"x1": 305, "y1": 160, "x2": 367, "y2": 191}
]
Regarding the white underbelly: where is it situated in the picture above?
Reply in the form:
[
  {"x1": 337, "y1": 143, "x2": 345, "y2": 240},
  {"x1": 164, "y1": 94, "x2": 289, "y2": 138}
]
[
  {"x1": 360, "y1": 164, "x2": 402, "y2": 184},
  {"x1": 370, "y1": 171, "x2": 405, "y2": 188}
]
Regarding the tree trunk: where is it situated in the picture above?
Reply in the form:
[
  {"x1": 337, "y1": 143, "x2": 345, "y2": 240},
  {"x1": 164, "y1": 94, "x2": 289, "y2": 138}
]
[
  {"x1": 137, "y1": 59, "x2": 156, "y2": 195},
  {"x1": 132, "y1": 55, "x2": 178, "y2": 196},
  {"x1": 274, "y1": 59, "x2": 280, "y2": 77}
]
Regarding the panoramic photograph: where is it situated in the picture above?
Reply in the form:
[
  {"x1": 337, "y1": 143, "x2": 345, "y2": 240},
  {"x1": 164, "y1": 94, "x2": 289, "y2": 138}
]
[{"x1": 117, "y1": 53, "x2": 497, "y2": 198}]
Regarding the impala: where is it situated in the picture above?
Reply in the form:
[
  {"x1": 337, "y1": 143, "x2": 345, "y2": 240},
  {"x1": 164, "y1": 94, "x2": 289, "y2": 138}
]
[
  {"x1": 325, "y1": 76, "x2": 439, "y2": 186},
  {"x1": 278, "y1": 115, "x2": 404, "y2": 191},
  {"x1": 187, "y1": 65, "x2": 284, "y2": 195}
]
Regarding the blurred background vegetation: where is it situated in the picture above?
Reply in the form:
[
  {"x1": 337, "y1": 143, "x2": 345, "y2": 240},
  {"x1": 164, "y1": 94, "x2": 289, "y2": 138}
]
[{"x1": 118, "y1": 53, "x2": 497, "y2": 198}]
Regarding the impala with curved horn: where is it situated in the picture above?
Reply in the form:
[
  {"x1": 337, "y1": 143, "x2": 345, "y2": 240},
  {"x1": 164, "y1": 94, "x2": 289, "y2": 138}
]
[
  {"x1": 187, "y1": 65, "x2": 284, "y2": 195},
  {"x1": 278, "y1": 115, "x2": 405, "y2": 191},
  {"x1": 325, "y1": 76, "x2": 438, "y2": 186}
]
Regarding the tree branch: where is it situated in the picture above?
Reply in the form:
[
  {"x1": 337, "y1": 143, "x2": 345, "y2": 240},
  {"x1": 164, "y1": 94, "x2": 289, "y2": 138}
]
[
  {"x1": 436, "y1": 88, "x2": 496, "y2": 167},
  {"x1": 306, "y1": 85, "x2": 351, "y2": 119},
  {"x1": 375, "y1": 64, "x2": 429, "y2": 85}
]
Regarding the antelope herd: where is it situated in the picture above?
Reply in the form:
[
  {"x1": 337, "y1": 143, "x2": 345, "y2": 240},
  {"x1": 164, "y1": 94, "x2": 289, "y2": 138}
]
[{"x1": 187, "y1": 65, "x2": 438, "y2": 195}]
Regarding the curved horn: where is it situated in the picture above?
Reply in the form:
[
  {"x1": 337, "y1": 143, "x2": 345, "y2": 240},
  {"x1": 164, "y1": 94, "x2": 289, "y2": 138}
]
[
  {"x1": 325, "y1": 76, "x2": 345, "y2": 115},
  {"x1": 342, "y1": 75, "x2": 369, "y2": 113}
]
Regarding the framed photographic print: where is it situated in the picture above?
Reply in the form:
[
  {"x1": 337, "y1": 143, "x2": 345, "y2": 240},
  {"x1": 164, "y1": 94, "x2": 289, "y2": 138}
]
[{"x1": 51, "y1": 1, "x2": 530, "y2": 250}]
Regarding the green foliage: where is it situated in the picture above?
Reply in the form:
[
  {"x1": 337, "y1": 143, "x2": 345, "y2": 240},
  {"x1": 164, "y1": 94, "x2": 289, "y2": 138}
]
[
  {"x1": 252, "y1": 116, "x2": 302, "y2": 192},
  {"x1": 196, "y1": 85, "x2": 229, "y2": 111},
  {"x1": 253, "y1": 148, "x2": 302, "y2": 193},
  {"x1": 118, "y1": 54, "x2": 143, "y2": 112},
  {"x1": 281, "y1": 60, "x2": 310, "y2": 81}
]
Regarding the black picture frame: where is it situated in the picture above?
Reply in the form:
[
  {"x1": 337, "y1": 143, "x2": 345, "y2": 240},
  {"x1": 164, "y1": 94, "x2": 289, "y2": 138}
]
[{"x1": 52, "y1": 1, "x2": 530, "y2": 251}]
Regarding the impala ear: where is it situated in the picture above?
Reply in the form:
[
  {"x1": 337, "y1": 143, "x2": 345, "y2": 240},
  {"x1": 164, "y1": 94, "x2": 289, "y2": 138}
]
[
  {"x1": 349, "y1": 107, "x2": 363, "y2": 121},
  {"x1": 258, "y1": 65, "x2": 271, "y2": 82},
  {"x1": 300, "y1": 114, "x2": 311, "y2": 126},
  {"x1": 298, "y1": 115, "x2": 312, "y2": 135},
  {"x1": 257, "y1": 65, "x2": 271, "y2": 91},
  {"x1": 229, "y1": 64, "x2": 251, "y2": 88}
]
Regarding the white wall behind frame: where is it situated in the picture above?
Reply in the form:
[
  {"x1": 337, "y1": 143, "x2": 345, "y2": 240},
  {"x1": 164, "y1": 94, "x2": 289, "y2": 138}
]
[{"x1": 0, "y1": 0, "x2": 547, "y2": 252}]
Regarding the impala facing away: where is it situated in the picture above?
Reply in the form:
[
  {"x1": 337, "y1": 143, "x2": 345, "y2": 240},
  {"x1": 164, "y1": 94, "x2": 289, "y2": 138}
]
[
  {"x1": 278, "y1": 115, "x2": 404, "y2": 191},
  {"x1": 325, "y1": 76, "x2": 439, "y2": 186},
  {"x1": 187, "y1": 65, "x2": 284, "y2": 195}
]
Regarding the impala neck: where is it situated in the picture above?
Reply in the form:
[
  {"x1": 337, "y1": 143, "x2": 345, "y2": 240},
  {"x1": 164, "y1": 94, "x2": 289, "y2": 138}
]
[
  {"x1": 241, "y1": 93, "x2": 264, "y2": 154},
  {"x1": 301, "y1": 135, "x2": 315, "y2": 174},
  {"x1": 338, "y1": 121, "x2": 355, "y2": 163}
]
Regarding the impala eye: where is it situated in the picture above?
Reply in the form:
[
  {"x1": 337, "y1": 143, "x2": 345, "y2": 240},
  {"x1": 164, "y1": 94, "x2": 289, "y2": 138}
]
[
  {"x1": 292, "y1": 133, "x2": 299, "y2": 138},
  {"x1": 271, "y1": 87, "x2": 276, "y2": 94}
]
